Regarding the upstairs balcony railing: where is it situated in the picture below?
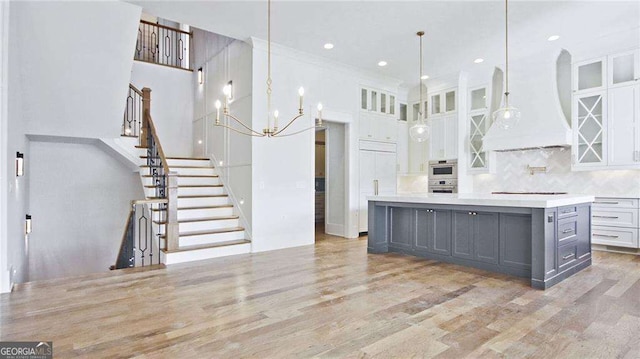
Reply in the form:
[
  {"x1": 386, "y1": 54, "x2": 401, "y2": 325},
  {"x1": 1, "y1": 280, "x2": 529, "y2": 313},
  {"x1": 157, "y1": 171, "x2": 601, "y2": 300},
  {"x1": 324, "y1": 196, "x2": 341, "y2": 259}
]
[{"x1": 135, "y1": 20, "x2": 192, "y2": 71}]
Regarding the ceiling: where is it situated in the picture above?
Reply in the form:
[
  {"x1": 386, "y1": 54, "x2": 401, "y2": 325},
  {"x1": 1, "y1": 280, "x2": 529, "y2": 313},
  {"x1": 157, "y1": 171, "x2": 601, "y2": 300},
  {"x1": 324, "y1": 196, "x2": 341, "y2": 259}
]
[{"x1": 126, "y1": 1, "x2": 640, "y2": 87}]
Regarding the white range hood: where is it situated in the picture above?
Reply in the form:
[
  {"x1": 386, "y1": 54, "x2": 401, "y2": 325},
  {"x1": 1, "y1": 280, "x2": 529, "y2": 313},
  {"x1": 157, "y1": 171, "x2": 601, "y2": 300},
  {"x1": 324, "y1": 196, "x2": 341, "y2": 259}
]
[{"x1": 483, "y1": 50, "x2": 573, "y2": 152}]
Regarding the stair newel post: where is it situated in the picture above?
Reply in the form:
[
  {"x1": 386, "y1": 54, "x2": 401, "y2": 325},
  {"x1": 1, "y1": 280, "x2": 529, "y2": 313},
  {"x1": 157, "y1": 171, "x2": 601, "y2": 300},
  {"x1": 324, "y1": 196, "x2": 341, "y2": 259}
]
[
  {"x1": 166, "y1": 171, "x2": 179, "y2": 251},
  {"x1": 141, "y1": 87, "x2": 152, "y2": 148}
]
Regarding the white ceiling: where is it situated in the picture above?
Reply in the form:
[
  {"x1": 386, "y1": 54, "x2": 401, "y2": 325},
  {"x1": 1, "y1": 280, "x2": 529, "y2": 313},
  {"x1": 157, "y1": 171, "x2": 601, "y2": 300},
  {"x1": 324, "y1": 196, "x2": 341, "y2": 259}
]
[{"x1": 127, "y1": 1, "x2": 640, "y2": 87}]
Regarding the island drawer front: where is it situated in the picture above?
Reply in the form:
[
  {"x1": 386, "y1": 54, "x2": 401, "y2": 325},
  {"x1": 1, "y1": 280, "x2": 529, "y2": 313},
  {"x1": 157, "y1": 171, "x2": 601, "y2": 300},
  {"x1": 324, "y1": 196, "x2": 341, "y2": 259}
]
[
  {"x1": 592, "y1": 208, "x2": 638, "y2": 228},
  {"x1": 558, "y1": 205, "x2": 578, "y2": 219},
  {"x1": 557, "y1": 243, "x2": 578, "y2": 272},
  {"x1": 592, "y1": 227, "x2": 639, "y2": 248},
  {"x1": 557, "y1": 218, "x2": 578, "y2": 244},
  {"x1": 593, "y1": 197, "x2": 639, "y2": 209}
]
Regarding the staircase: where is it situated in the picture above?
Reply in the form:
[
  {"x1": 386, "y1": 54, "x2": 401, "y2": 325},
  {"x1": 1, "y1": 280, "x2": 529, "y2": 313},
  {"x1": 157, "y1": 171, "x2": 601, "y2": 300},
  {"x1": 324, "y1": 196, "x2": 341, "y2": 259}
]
[
  {"x1": 138, "y1": 155, "x2": 251, "y2": 264},
  {"x1": 115, "y1": 84, "x2": 251, "y2": 267}
]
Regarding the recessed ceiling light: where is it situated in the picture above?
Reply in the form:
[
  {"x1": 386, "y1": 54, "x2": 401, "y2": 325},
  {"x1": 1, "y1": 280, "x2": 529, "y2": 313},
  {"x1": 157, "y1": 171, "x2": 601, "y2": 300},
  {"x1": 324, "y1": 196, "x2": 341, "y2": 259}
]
[
  {"x1": 323, "y1": 43, "x2": 334, "y2": 50},
  {"x1": 547, "y1": 35, "x2": 560, "y2": 42},
  {"x1": 421, "y1": 75, "x2": 429, "y2": 80},
  {"x1": 474, "y1": 58, "x2": 484, "y2": 64},
  {"x1": 378, "y1": 61, "x2": 387, "y2": 67}
]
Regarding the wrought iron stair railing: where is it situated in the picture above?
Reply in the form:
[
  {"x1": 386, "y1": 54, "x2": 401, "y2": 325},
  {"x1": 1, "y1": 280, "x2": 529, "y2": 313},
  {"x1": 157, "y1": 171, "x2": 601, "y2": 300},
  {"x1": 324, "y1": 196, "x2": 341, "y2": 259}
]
[
  {"x1": 135, "y1": 20, "x2": 192, "y2": 71},
  {"x1": 113, "y1": 85, "x2": 179, "y2": 270}
]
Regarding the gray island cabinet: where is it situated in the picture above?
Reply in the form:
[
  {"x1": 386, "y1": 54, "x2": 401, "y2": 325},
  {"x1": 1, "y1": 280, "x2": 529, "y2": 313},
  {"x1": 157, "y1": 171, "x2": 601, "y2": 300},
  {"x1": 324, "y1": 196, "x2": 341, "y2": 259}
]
[{"x1": 367, "y1": 194, "x2": 595, "y2": 289}]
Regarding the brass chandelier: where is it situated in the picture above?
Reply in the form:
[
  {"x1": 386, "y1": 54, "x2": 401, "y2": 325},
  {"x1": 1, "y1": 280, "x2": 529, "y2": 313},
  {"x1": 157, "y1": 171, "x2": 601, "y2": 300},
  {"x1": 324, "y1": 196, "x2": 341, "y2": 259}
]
[{"x1": 214, "y1": 0, "x2": 323, "y2": 137}]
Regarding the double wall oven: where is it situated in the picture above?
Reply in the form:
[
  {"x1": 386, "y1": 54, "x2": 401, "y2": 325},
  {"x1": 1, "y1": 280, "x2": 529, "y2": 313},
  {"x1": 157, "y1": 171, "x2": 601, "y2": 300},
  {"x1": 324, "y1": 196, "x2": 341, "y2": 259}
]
[{"x1": 428, "y1": 160, "x2": 458, "y2": 193}]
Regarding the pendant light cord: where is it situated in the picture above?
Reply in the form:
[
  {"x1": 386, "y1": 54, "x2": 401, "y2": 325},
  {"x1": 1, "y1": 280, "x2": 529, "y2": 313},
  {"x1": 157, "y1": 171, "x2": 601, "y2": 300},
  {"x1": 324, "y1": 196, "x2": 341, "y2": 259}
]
[
  {"x1": 266, "y1": 0, "x2": 272, "y2": 130},
  {"x1": 504, "y1": 0, "x2": 509, "y2": 106},
  {"x1": 418, "y1": 31, "x2": 425, "y2": 122}
]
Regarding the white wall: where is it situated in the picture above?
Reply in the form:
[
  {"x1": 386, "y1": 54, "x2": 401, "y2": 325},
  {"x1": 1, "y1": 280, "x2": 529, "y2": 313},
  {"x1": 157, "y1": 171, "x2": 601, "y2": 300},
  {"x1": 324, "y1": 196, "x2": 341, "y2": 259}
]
[
  {"x1": 12, "y1": 1, "x2": 141, "y2": 139},
  {"x1": 27, "y1": 140, "x2": 144, "y2": 282},
  {"x1": 0, "y1": 0, "x2": 11, "y2": 292},
  {"x1": 250, "y1": 38, "x2": 400, "y2": 252},
  {"x1": 130, "y1": 62, "x2": 194, "y2": 157},
  {"x1": 1, "y1": 1, "x2": 143, "y2": 290},
  {"x1": 192, "y1": 29, "x2": 253, "y2": 234}
]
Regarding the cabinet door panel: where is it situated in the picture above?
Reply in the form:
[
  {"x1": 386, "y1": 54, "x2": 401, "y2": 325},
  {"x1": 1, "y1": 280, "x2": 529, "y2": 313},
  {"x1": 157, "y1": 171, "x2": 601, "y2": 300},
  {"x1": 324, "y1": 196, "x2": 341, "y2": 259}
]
[
  {"x1": 414, "y1": 209, "x2": 432, "y2": 251},
  {"x1": 474, "y1": 212, "x2": 499, "y2": 264},
  {"x1": 499, "y1": 213, "x2": 532, "y2": 270},
  {"x1": 429, "y1": 117, "x2": 446, "y2": 160},
  {"x1": 572, "y1": 92, "x2": 607, "y2": 167},
  {"x1": 375, "y1": 152, "x2": 397, "y2": 193},
  {"x1": 432, "y1": 210, "x2": 452, "y2": 255},
  {"x1": 444, "y1": 115, "x2": 458, "y2": 159},
  {"x1": 608, "y1": 85, "x2": 638, "y2": 166},
  {"x1": 389, "y1": 207, "x2": 412, "y2": 249},
  {"x1": 452, "y1": 211, "x2": 473, "y2": 260}
]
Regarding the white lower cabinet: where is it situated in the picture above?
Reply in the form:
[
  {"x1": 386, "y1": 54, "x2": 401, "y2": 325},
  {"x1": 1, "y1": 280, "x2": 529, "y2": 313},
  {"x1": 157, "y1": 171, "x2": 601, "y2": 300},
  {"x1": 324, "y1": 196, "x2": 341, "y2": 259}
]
[
  {"x1": 592, "y1": 197, "x2": 640, "y2": 248},
  {"x1": 359, "y1": 141, "x2": 397, "y2": 233}
]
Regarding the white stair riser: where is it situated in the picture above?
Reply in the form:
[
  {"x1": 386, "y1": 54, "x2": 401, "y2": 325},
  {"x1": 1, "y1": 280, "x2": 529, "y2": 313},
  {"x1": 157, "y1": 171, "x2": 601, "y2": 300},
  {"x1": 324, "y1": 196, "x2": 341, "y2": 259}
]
[
  {"x1": 179, "y1": 230, "x2": 245, "y2": 247},
  {"x1": 144, "y1": 188, "x2": 167, "y2": 198},
  {"x1": 178, "y1": 207, "x2": 234, "y2": 220},
  {"x1": 166, "y1": 159, "x2": 211, "y2": 167},
  {"x1": 163, "y1": 242, "x2": 250, "y2": 265},
  {"x1": 178, "y1": 197, "x2": 229, "y2": 207},
  {"x1": 178, "y1": 187, "x2": 224, "y2": 196},
  {"x1": 169, "y1": 167, "x2": 215, "y2": 176},
  {"x1": 177, "y1": 177, "x2": 220, "y2": 186},
  {"x1": 155, "y1": 219, "x2": 240, "y2": 233},
  {"x1": 179, "y1": 218, "x2": 239, "y2": 232},
  {"x1": 142, "y1": 176, "x2": 221, "y2": 187}
]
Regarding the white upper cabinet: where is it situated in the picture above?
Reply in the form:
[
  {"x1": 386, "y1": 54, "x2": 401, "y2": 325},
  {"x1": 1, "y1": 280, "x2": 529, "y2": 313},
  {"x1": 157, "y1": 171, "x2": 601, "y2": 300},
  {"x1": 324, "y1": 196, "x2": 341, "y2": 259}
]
[
  {"x1": 467, "y1": 85, "x2": 490, "y2": 172},
  {"x1": 470, "y1": 87, "x2": 488, "y2": 111},
  {"x1": 427, "y1": 87, "x2": 458, "y2": 161},
  {"x1": 572, "y1": 49, "x2": 640, "y2": 170},
  {"x1": 359, "y1": 86, "x2": 399, "y2": 142},
  {"x1": 608, "y1": 85, "x2": 639, "y2": 166},
  {"x1": 608, "y1": 50, "x2": 639, "y2": 89},
  {"x1": 572, "y1": 91, "x2": 607, "y2": 167},
  {"x1": 574, "y1": 57, "x2": 606, "y2": 94}
]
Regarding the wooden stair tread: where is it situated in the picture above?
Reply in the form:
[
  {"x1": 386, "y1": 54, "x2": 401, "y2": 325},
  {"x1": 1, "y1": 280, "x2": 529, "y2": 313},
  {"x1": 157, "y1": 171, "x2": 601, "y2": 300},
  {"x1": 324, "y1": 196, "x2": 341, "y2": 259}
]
[
  {"x1": 153, "y1": 215, "x2": 239, "y2": 225},
  {"x1": 160, "y1": 226, "x2": 245, "y2": 238},
  {"x1": 178, "y1": 195, "x2": 228, "y2": 198},
  {"x1": 163, "y1": 239, "x2": 250, "y2": 253},
  {"x1": 141, "y1": 156, "x2": 209, "y2": 161},
  {"x1": 151, "y1": 204, "x2": 233, "y2": 212},
  {"x1": 141, "y1": 174, "x2": 219, "y2": 178},
  {"x1": 140, "y1": 165, "x2": 214, "y2": 169},
  {"x1": 120, "y1": 135, "x2": 138, "y2": 138},
  {"x1": 145, "y1": 184, "x2": 223, "y2": 189},
  {"x1": 135, "y1": 145, "x2": 148, "y2": 149}
]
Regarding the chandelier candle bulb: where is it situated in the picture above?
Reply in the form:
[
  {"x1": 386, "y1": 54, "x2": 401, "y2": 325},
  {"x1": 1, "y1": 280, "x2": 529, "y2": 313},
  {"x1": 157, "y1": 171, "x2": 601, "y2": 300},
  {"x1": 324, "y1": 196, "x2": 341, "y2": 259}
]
[
  {"x1": 273, "y1": 110, "x2": 279, "y2": 130},
  {"x1": 215, "y1": 100, "x2": 221, "y2": 122},
  {"x1": 298, "y1": 87, "x2": 304, "y2": 113},
  {"x1": 317, "y1": 103, "x2": 323, "y2": 126}
]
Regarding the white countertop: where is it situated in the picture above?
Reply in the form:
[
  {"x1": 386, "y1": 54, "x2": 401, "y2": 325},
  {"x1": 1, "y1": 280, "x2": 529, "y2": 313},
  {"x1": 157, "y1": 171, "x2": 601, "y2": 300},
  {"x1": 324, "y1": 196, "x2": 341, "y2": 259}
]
[{"x1": 368, "y1": 193, "x2": 595, "y2": 208}]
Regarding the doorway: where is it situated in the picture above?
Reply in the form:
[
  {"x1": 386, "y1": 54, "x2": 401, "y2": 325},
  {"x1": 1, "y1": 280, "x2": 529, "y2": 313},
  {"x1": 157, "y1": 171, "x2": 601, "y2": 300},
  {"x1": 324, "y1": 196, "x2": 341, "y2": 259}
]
[{"x1": 315, "y1": 122, "x2": 346, "y2": 240}]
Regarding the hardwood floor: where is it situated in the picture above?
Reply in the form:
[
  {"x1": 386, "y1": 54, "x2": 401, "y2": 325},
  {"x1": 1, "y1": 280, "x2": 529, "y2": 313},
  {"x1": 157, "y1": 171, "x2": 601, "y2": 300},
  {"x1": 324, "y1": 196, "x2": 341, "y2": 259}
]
[{"x1": 1, "y1": 233, "x2": 639, "y2": 358}]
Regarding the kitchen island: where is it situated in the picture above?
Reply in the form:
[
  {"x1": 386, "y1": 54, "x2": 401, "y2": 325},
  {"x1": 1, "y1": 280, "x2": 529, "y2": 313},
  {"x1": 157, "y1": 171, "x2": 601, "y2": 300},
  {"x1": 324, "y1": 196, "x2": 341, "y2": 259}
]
[{"x1": 367, "y1": 193, "x2": 595, "y2": 289}]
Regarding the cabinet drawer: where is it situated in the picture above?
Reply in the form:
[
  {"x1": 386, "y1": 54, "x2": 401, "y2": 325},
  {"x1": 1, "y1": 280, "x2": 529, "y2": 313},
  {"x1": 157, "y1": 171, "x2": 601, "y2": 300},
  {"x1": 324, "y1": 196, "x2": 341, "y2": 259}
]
[
  {"x1": 558, "y1": 206, "x2": 578, "y2": 219},
  {"x1": 592, "y1": 208, "x2": 638, "y2": 228},
  {"x1": 557, "y1": 243, "x2": 578, "y2": 272},
  {"x1": 593, "y1": 197, "x2": 639, "y2": 209},
  {"x1": 557, "y1": 218, "x2": 578, "y2": 244},
  {"x1": 592, "y1": 227, "x2": 639, "y2": 248}
]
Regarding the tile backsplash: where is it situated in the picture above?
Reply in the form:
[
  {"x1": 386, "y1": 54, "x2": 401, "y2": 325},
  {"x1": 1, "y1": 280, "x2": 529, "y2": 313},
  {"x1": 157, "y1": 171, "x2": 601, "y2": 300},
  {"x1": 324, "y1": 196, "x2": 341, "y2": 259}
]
[{"x1": 473, "y1": 148, "x2": 640, "y2": 197}]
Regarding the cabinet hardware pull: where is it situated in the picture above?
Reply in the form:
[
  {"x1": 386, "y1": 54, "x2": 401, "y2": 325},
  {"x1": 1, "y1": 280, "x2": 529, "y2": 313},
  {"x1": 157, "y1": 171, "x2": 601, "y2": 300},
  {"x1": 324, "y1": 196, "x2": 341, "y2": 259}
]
[
  {"x1": 373, "y1": 180, "x2": 379, "y2": 195},
  {"x1": 593, "y1": 233, "x2": 619, "y2": 238},
  {"x1": 594, "y1": 201, "x2": 619, "y2": 205},
  {"x1": 562, "y1": 229, "x2": 574, "y2": 234},
  {"x1": 562, "y1": 253, "x2": 575, "y2": 260},
  {"x1": 593, "y1": 215, "x2": 619, "y2": 219},
  {"x1": 468, "y1": 212, "x2": 472, "y2": 215}
]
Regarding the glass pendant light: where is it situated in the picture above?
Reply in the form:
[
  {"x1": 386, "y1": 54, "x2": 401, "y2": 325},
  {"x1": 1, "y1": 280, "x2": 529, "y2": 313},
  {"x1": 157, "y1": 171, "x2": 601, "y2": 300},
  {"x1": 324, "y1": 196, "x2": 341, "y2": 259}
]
[
  {"x1": 492, "y1": 0, "x2": 521, "y2": 130},
  {"x1": 409, "y1": 31, "x2": 430, "y2": 143}
]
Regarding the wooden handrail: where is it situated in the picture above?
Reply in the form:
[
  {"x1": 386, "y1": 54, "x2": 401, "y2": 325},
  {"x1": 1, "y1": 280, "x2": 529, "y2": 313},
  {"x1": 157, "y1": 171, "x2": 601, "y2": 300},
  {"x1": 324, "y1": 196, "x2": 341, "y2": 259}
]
[
  {"x1": 132, "y1": 198, "x2": 168, "y2": 205},
  {"x1": 144, "y1": 110, "x2": 170, "y2": 174},
  {"x1": 139, "y1": 19, "x2": 192, "y2": 36},
  {"x1": 129, "y1": 83, "x2": 143, "y2": 96}
]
